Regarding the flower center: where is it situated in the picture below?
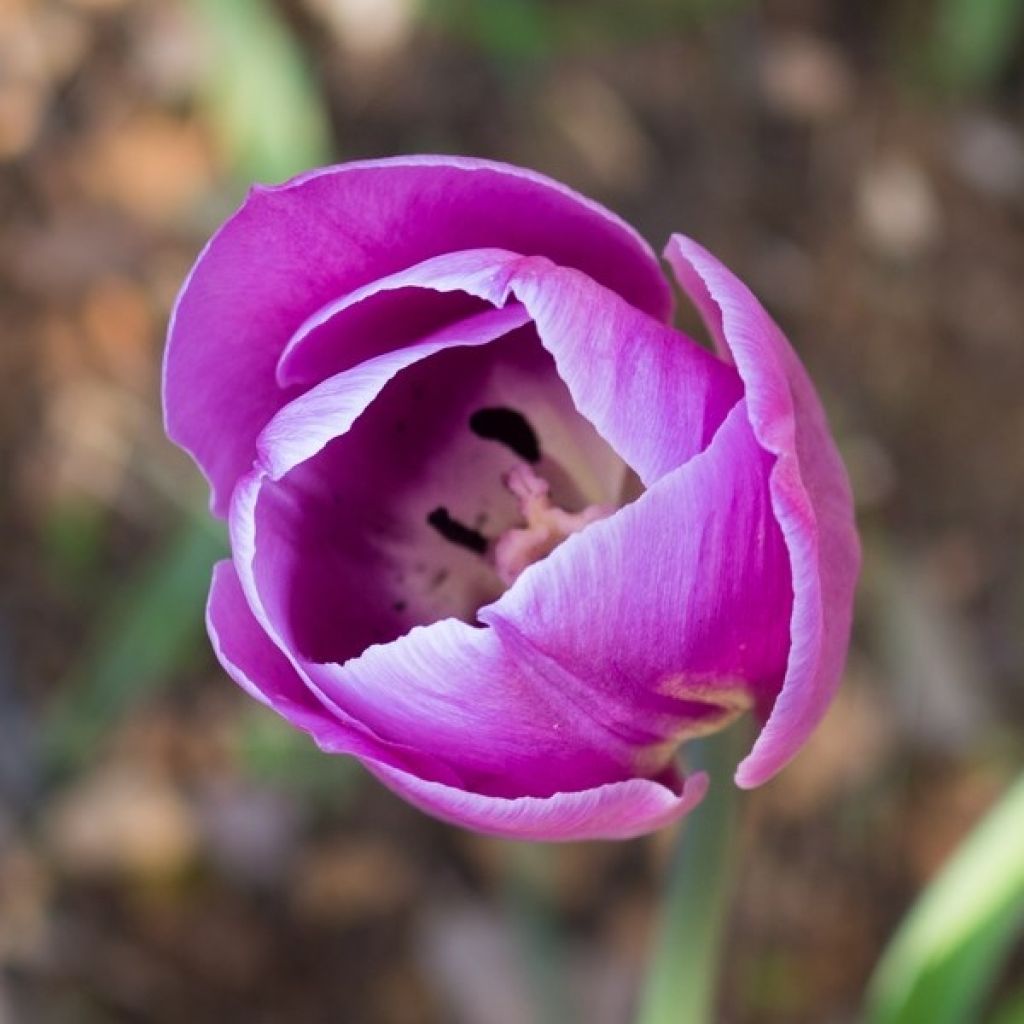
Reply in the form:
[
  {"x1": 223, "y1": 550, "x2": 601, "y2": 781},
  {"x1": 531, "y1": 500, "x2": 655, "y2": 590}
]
[
  {"x1": 493, "y1": 463, "x2": 614, "y2": 585},
  {"x1": 422, "y1": 402, "x2": 619, "y2": 591}
]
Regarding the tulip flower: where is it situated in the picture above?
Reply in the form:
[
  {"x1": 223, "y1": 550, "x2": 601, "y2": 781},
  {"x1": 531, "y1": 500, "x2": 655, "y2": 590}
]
[{"x1": 164, "y1": 156, "x2": 859, "y2": 840}]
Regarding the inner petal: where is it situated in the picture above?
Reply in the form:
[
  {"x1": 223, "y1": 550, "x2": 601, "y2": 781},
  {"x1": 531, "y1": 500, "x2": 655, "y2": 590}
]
[{"x1": 259, "y1": 326, "x2": 627, "y2": 666}]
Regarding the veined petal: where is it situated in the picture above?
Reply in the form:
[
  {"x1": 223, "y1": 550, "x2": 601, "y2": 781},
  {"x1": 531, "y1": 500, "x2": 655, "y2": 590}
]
[
  {"x1": 276, "y1": 248, "x2": 527, "y2": 387},
  {"x1": 206, "y1": 558, "x2": 463, "y2": 783},
  {"x1": 210, "y1": 552, "x2": 708, "y2": 839},
  {"x1": 507, "y1": 259, "x2": 743, "y2": 485},
  {"x1": 664, "y1": 235, "x2": 860, "y2": 788},
  {"x1": 258, "y1": 302, "x2": 532, "y2": 479},
  {"x1": 365, "y1": 761, "x2": 709, "y2": 841},
  {"x1": 483, "y1": 400, "x2": 792, "y2": 763},
  {"x1": 232, "y1": 466, "x2": 684, "y2": 803},
  {"x1": 164, "y1": 156, "x2": 671, "y2": 516}
]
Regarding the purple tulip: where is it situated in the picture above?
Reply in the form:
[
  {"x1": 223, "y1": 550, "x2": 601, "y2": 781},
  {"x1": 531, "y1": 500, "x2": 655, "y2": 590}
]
[{"x1": 164, "y1": 156, "x2": 859, "y2": 840}]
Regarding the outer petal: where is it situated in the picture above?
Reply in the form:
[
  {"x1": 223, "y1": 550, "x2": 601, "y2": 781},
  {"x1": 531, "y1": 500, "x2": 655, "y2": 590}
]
[
  {"x1": 664, "y1": 235, "x2": 860, "y2": 788},
  {"x1": 364, "y1": 761, "x2": 709, "y2": 841},
  {"x1": 507, "y1": 258, "x2": 743, "y2": 485},
  {"x1": 276, "y1": 247, "x2": 527, "y2": 387},
  {"x1": 164, "y1": 156, "x2": 672, "y2": 515},
  {"x1": 208, "y1": 555, "x2": 709, "y2": 840},
  {"x1": 236, "y1": 400, "x2": 786, "y2": 795},
  {"x1": 483, "y1": 400, "x2": 792, "y2": 755},
  {"x1": 206, "y1": 559, "x2": 458, "y2": 781}
]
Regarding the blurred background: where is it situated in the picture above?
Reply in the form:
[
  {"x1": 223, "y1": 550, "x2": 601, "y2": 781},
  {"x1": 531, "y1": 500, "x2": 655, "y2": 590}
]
[{"x1": 1, "y1": 0, "x2": 1023, "y2": 1021}]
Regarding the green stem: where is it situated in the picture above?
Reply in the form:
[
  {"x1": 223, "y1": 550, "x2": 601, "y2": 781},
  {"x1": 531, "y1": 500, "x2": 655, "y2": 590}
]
[{"x1": 635, "y1": 726, "x2": 745, "y2": 1024}]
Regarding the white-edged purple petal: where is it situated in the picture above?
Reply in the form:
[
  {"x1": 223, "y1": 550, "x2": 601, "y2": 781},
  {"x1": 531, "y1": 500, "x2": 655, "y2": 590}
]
[
  {"x1": 210, "y1": 545, "x2": 709, "y2": 839},
  {"x1": 276, "y1": 248, "x2": 527, "y2": 387},
  {"x1": 665, "y1": 235, "x2": 860, "y2": 788},
  {"x1": 507, "y1": 258, "x2": 743, "y2": 485},
  {"x1": 364, "y1": 761, "x2": 709, "y2": 841},
  {"x1": 164, "y1": 156, "x2": 672, "y2": 515},
  {"x1": 483, "y1": 400, "x2": 792, "y2": 754}
]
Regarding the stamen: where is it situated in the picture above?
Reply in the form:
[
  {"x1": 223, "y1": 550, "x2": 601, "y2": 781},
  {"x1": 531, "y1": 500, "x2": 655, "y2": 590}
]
[
  {"x1": 427, "y1": 507, "x2": 489, "y2": 554},
  {"x1": 494, "y1": 465, "x2": 613, "y2": 585},
  {"x1": 469, "y1": 407, "x2": 541, "y2": 463}
]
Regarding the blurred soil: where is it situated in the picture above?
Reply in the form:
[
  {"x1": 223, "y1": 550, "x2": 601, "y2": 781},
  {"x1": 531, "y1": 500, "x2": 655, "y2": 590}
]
[{"x1": 0, "y1": 1, "x2": 1022, "y2": 1022}]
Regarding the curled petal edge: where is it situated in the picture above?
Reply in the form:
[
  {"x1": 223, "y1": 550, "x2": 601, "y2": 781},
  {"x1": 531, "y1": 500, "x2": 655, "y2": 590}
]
[
  {"x1": 665, "y1": 234, "x2": 860, "y2": 789},
  {"x1": 364, "y1": 761, "x2": 709, "y2": 841},
  {"x1": 207, "y1": 557, "x2": 710, "y2": 840}
]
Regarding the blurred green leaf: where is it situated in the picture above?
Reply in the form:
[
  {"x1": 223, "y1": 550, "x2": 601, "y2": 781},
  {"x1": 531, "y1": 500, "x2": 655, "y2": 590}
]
[
  {"x1": 44, "y1": 518, "x2": 227, "y2": 778},
  {"x1": 190, "y1": 0, "x2": 332, "y2": 182},
  {"x1": 425, "y1": 0, "x2": 553, "y2": 60},
  {"x1": 41, "y1": 498, "x2": 107, "y2": 591},
  {"x1": 424, "y1": 0, "x2": 752, "y2": 58},
  {"x1": 991, "y1": 989, "x2": 1024, "y2": 1024},
  {"x1": 865, "y1": 771, "x2": 1024, "y2": 1024},
  {"x1": 929, "y1": 0, "x2": 1024, "y2": 94}
]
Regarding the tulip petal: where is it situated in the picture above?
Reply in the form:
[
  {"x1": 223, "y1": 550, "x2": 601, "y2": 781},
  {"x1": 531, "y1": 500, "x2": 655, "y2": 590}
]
[
  {"x1": 165, "y1": 156, "x2": 671, "y2": 515},
  {"x1": 664, "y1": 235, "x2": 860, "y2": 788},
  {"x1": 276, "y1": 247, "x2": 527, "y2": 387},
  {"x1": 233, "y1": 400, "x2": 787, "y2": 804},
  {"x1": 210, "y1": 552, "x2": 709, "y2": 840},
  {"x1": 252, "y1": 326, "x2": 624, "y2": 665},
  {"x1": 232, "y1": 466, "x2": 686, "y2": 803},
  {"x1": 258, "y1": 300, "x2": 532, "y2": 479},
  {"x1": 206, "y1": 558, "x2": 466, "y2": 785},
  {"x1": 508, "y1": 259, "x2": 743, "y2": 485},
  {"x1": 483, "y1": 400, "x2": 792, "y2": 758},
  {"x1": 364, "y1": 760, "x2": 709, "y2": 841},
  {"x1": 264, "y1": 245, "x2": 741, "y2": 491}
]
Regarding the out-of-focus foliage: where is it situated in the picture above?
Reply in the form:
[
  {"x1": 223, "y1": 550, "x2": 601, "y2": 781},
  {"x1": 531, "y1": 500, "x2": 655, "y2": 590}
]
[
  {"x1": 44, "y1": 519, "x2": 227, "y2": 779},
  {"x1": 928, "y1": 0, "x2": 1024, "y2": 93},
  {"x1": 865, "y1": 773, "x2": 1024, "y2": 1024},
  {"x1": 424, "y1": 0, "x2": 751, "y2": 57},
  {"x1": 190, "y1": 0, "x2": 333, "y2": 182},
  {"x1": 992, "y1": 990, "x2": 1024, "y2": 1024}
]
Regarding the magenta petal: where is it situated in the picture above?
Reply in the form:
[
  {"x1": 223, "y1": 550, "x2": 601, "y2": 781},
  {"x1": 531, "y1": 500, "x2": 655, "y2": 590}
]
[
  {"x1": 483, "y1": 401, "x2": 792, "y2": 758},
  {"x1": 276, "y1": 248, "x2": 526, "y2": 387},
  {"x1": 664, "y1": 235, "x2": 860, "y2": 788},
  {"x1": 364, "y1": 761, "x2": 709, "y2": 841},
  {"x1": 206, "y1": 559, "x2": 386, "y2": 762},
  {"x1": 258, "y1": 301, "x2": 531, "y2": 480},
  {"x1": 508, "y1": 259, "x2": 743, "y2": 485},
  {"x1": 165, "y1": 157, "x2": 671, "y2": 515},
  {"x1": 210, "y1": 553, "x2": 705, "y2": 839}
]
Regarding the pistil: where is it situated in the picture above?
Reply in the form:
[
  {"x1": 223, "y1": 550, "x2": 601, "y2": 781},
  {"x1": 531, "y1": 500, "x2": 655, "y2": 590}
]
[{"x1": 494, "y1": 464, "x2": 614, "y2": 585}]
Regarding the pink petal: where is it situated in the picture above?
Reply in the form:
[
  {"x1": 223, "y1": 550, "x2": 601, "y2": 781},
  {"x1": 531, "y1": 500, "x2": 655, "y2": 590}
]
[
  {"x1": 233, "y1": 402, "x2": 786, "y2": 806},
  {"x1": 664, "y1": 235, "x2": 860, "y2": 788},
  {"x1": 276, "y1": 248, "x2": 527, "y2": 387},
  {"x1": 251, "y1": 326, "x2": 621, "y2": 666},
  {"x1": 164, "y1": 156, "x2": 671, "y2": 516},
  {"x1": 508, "y1": 258, "x2": 743, "y2": 485},
  {"x1": 266, "y1": 244, "x2": 739, "y2": 494},
  {"x1": 210, "y1": 551, "x2": 708, "y2": 839},
  {"x1": 258, "y1": 301, "x2": 531, "y2": 479},
  {"x1": 483, "y1": 401, "x2": 792, "y2": 754},
  {"x1": 365, "y1": 761, "x2": 709, "y2": 841},
  {"x1": 206, "y1": 558, "x2": 439, "y2": 774}
]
